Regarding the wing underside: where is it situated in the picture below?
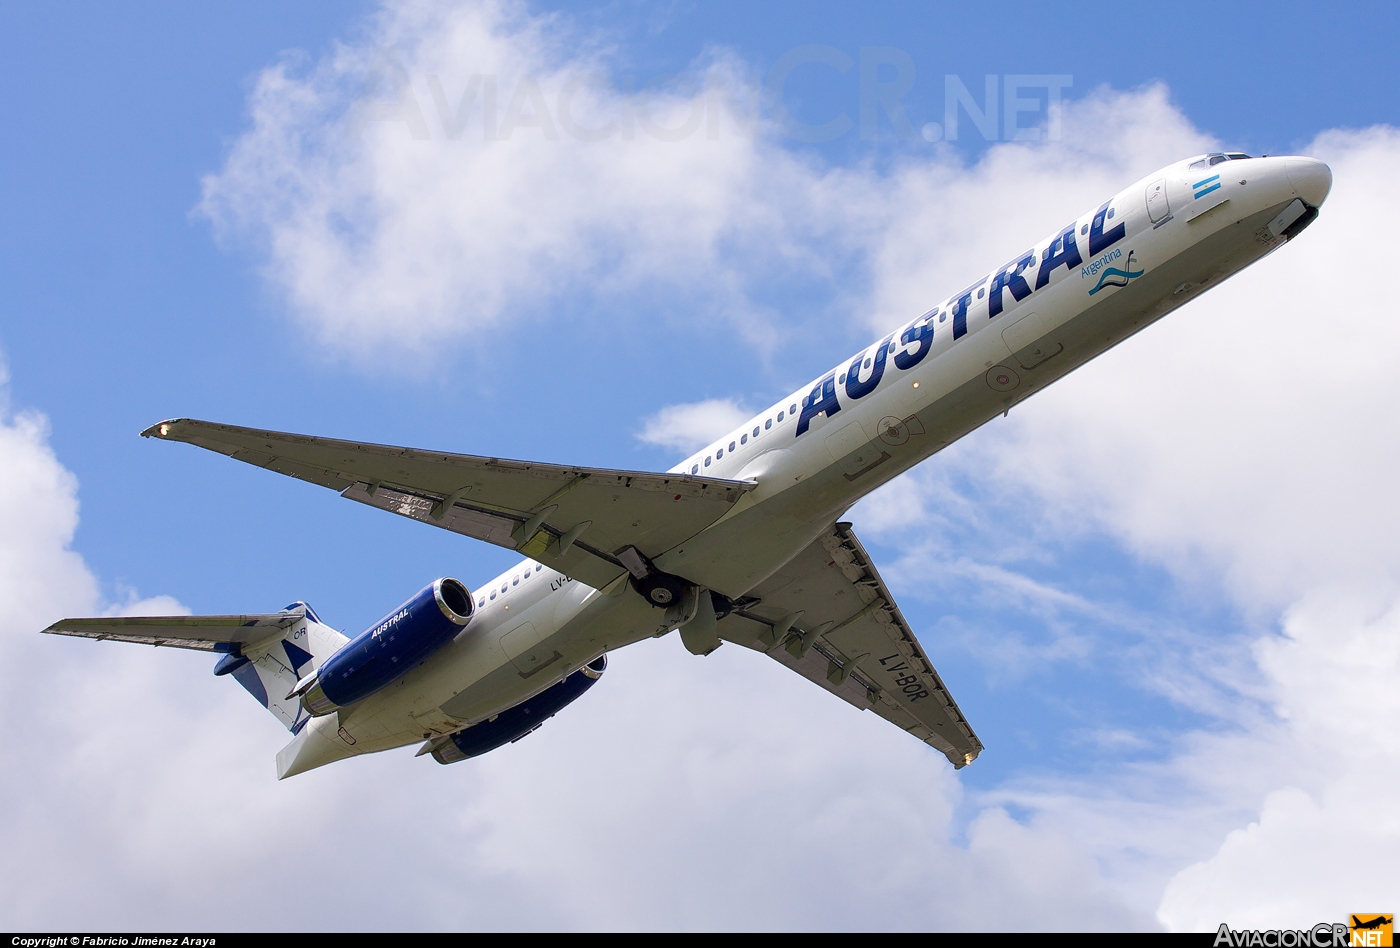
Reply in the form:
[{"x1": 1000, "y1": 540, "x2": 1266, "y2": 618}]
[
  {"x1": 721, "y1": 523, "x2": 983, "y2": 767},
  {"x1": 42, "y1": 612, "x2": 304, "y2": 651},
  {"x1": 144, "y1": 418, "x2": 753, "y2": 591}
]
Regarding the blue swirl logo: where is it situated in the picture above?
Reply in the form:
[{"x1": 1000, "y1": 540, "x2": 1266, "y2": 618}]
[{"x1": 1088, "y1": 250, "x2": 1145, "y2": 295}]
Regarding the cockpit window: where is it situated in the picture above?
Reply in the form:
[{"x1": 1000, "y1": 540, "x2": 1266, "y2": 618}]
[{"x1": 1192, "y1": 152, "x2": 1252, "y2": 171}]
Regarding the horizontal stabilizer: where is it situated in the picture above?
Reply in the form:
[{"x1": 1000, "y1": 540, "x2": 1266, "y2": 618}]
[{"x1": 42, "y1": 610, "x2": 304, "y2": 652}]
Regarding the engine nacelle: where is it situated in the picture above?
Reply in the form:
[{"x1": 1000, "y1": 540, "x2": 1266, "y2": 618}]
[
  {"x1": 300, "y1": 578, "x2": 473, "y2": 716},
  {"x1": 431, "y1": 655, "x2": 606, "y2": 764}
]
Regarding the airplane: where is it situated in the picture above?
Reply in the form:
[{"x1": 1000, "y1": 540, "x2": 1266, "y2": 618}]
[
  {"x1": 1351, "y1": 916, "x2": 1393, "y2": 931},
  {"x1": 43, "y1": 151, "x2": 1332, "y2": 779}
]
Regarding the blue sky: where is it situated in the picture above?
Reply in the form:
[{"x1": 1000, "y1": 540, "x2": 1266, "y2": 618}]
[{"x1": 2, "y1": 0, "x2": 1398, "y2": 931}]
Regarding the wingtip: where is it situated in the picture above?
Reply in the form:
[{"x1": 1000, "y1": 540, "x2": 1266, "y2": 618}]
[{"x1": 140, "y1": 418, "x2": 184, "y2": 439}]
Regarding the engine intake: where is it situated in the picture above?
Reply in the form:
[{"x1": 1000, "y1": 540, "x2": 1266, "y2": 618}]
[{"x1": 300, "y1": 578, "x2": 473, "y2": 716}]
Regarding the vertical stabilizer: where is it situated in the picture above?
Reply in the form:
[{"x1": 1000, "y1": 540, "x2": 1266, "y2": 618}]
[{"x1": 223, "y1": 605, "x2": 350, "y2": 733}]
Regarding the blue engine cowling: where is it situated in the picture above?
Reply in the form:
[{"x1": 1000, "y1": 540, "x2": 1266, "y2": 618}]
[
  {"x1": 431, "y1": 655, "x2": 606, "y2": 764},
  {"x1": 300, "y1": 578, "x2": 473, "y2": 716}
]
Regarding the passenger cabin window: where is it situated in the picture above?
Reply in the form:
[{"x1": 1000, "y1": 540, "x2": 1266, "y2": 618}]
[
  {"x1": 489, "y1": 591, "x2": 496, "y2": 600},
  {"x1": 705, "y1": 456, "x2": 711, "y2": 466},
  {"x1": 536, "y1": 565, "x2": 542, "y2": 572},
  {"x1": 729, "y1": 441, "x2": 736, "y2": 452},
  {"x1": 716, "y1": 448, "x2": 724, "y2": 459},
  {"x1": 790, "y1": 403, "x2": 797, "y2": 414},
  {"x1": 753, "y1": 426, "x2": 759, "y2": 437},
  {"x1": 691, "y1": 464, "x2": 699, "y2": 474},
  {"x1": 740, "y1": 434, "x2": 747, "y2": 444},
  {"x1": 777, "y1": 411, "x2": 784, "y2": 421},
  {"x1": 765, "y1": 419, "x2": 772, "y2": 430},
  {"x1": 478, "y1": 597, "x2": 486, "y2": 607},
  {"x1": 512, "y1": 577, "x2": 519, "y2": 586}
]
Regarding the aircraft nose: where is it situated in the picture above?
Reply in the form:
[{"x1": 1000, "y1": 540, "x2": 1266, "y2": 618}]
[{"x1": 1286, "y1": 157, "x2": 1333, "y2": 207}]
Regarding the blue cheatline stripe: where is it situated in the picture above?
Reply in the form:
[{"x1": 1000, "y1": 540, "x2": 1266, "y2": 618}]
[
  {"x1": 1192, "y1": 174, "x2": 1221, "y2": 189},
  {"x1": 1194, "y1": 183, "x2": 1222, "y2": 199}
]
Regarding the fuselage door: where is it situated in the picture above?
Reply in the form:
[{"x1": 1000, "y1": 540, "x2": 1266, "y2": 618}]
[{"x1": 1145, "y1": 178, "x2": 1171, "y2": 224}]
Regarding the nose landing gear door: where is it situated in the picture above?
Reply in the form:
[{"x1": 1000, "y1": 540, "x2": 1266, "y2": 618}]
[{"x1": 1145, "y1": 178, "x2": 1171, "y2": 226}]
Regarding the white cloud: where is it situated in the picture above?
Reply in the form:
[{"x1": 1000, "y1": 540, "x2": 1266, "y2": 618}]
[
  {"x1": 636, "y1": 397, "x2": 750, "y2": 454},
  {"x1": 0, "y1": 370, "x2": 99, "y2": 631},
  {"x1": 1156, "y1": 594, "x2": 1400, "y2": 929},
  {"x1": 199, "y1": 0, "x2": 873, "y2": 360}
]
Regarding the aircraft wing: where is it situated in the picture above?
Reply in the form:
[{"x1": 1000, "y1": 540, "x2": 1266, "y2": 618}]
[
  {"x1": 142, "y1": 418, "x2": 754, "y2": 592},
  {"x1": 721, "y1": 523, "x2": 982, "y2": 768},
  {"x1": 42, "y1": 611, "x2": 304, "y2": 651}
]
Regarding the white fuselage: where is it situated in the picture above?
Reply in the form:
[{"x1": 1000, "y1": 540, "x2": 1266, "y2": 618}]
[{"x1": 281, "y1": 153, "x2": 1331, "y2": 775}]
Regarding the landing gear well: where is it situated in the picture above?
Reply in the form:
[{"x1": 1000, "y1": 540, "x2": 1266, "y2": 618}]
[
  {"x1": 631, "y1": 572, "x2": 735, "y2": 619},
  {"x1": 632, "y1": 571, "x2": 685, "y2": 607}
]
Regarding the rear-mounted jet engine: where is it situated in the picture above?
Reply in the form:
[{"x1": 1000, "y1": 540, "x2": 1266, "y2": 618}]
[
  {"x1": 429, "y1": 655, "x2": 607, "y2": 763},
  {"x1": 295, "y1": 577, "x2": 473, "y2": 716}
]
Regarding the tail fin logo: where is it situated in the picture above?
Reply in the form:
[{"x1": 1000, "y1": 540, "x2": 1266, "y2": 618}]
[{"x1": 282, "y1": 639, "x2": 314, "y2": 675}]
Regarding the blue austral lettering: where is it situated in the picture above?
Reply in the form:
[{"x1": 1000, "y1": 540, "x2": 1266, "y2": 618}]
[
  {"x1": 893, "y1": 310, "x2": 935, "y2": 370},
  {"x1": 948, "y1": 279, "x2": 986, "y2": 340},
  {"x1": 988, "y1": 251, "x2": 1035, "y2": 319},
  {"x1": 1089, "y1": 199, "x2": 1126, "y2": 255},
  {"x1": 845, "y1": 334, "x2": 893, "y2": 399},
  {"x1": 1035, "y1": 223, "x2": 1084, "y2": 290},
  {"x1": 796, "y1": 373, "x2": 841, "y2": 436}
]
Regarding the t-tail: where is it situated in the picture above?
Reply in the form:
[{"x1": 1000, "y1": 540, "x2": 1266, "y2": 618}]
[
  {"x1": 41, "y1": 601, "x2": 351, "y2": 737},
  {"x1": 41, "y1": 577, "x2": 477, "y2": 778}
]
